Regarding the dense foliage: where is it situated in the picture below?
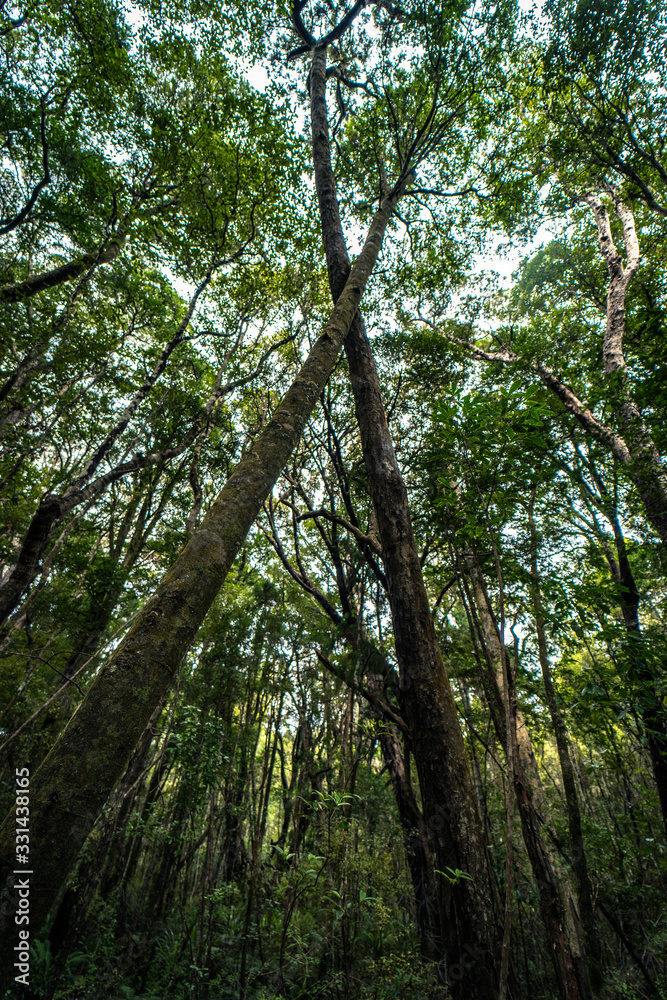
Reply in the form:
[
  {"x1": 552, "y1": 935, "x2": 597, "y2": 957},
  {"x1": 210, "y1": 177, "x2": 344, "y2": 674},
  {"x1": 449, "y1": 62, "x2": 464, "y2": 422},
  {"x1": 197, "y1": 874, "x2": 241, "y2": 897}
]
[{"x1": 0, "y1": 0, "x2": 666, "y2": 998}]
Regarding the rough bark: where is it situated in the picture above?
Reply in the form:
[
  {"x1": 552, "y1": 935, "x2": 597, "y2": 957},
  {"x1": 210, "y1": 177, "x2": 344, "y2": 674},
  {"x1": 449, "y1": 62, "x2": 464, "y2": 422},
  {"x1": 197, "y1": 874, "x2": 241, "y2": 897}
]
[
  {"x1": 498, "y1": 616, "x2": 517, "y2": 1000},
  {"x1": 309, "y1": 47, "x2": 500, "y2": 998},
  {"x1": 44, "y1": 699, "x2": 163, "y2": 998},
  {"x1": 0, "y1": 179, "x2": 407, "y2": 983},
  {"x1": 577, "y1": 199, "x2": 667, "y2": 828}
]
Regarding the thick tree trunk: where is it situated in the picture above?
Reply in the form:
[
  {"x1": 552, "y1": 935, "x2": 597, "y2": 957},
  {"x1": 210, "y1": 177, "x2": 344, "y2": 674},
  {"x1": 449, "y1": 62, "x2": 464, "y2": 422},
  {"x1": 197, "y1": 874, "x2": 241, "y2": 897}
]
[
  {"x1": 512, "y1": 767, "x2": 588, "y2": 1000},
  {"x1": 309, "y1": 48, "x2": 500, "y2": 998},
  {"x1": 44, "y1": 700, "x2": 163, "y2": 999},
  {"x1": 0, "y1": 180, "x2": 407, "y2": 984}
]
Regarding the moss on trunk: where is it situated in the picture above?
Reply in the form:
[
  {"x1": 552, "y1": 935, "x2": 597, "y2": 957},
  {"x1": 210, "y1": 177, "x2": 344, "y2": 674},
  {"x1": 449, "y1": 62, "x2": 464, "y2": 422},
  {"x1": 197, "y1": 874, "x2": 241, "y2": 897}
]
[{"x1": 0, "y1": 178, "x2": 407, "y2": 984}]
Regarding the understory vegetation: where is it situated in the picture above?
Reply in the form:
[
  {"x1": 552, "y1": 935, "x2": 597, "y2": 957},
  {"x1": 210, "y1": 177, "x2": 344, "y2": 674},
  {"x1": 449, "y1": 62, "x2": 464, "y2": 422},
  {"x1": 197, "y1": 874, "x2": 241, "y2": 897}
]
[{"x1": 1, "y1": 0, "x2": 666, "y2": 997}]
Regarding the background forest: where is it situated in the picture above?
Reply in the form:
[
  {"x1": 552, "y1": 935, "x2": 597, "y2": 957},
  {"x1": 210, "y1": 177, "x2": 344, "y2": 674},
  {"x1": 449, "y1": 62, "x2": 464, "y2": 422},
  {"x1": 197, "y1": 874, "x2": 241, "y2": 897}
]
[{"x1": 0, "y1": 0, "x2": 666, "y2": 998}]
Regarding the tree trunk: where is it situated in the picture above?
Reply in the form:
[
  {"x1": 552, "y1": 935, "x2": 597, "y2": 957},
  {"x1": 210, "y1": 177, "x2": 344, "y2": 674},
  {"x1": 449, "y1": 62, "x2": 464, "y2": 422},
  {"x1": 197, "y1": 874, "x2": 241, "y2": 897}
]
[
  {"x1": 461, "y1": 545, "x2": 592, "y2": 1000},
  {"x1": 366, "y1": 664, "x2": 442, "y2": 960},
  {"x1": 599, "y1": 503, "x2": 667, "y2": 836},
  {"x1": 265, "y1": 505, "x2": 442, "y2": 958},
  {"x1": 309, "y1": 47, "x2": 500, "y2": 998},
  {"x1": 0, "y1": 177, "x2": 408, "y2": 984},
  {"x1": 0, "y1": 276, "x2": 211, "y2": 627},
  {"x1": 582, "y1": 194, "x2": 667, "y2": 547},
  {"x1": 526, "y1": 502, "x2": 605, "y2": 993}
]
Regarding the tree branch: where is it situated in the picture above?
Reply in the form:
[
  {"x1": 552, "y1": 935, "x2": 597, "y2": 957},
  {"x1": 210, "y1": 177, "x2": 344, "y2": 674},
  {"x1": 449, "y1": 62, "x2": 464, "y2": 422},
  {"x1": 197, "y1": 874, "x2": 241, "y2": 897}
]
[
  {"x1": 315, "y1": 649, "x2": 408, "y2": 733},
  {"x1": 0, "y1": 96, "x2": 50, "y2": 235}
]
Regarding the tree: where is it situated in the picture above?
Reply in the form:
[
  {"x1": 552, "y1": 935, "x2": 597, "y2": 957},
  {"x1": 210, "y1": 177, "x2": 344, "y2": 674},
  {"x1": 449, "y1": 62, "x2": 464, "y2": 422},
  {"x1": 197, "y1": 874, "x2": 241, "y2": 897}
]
[
  {"x1": 1, "y1": 1, "x2": 666, "y2": 997},
  {"x1": 0, "y1": 146, "x2": 411, "y2": 984}
]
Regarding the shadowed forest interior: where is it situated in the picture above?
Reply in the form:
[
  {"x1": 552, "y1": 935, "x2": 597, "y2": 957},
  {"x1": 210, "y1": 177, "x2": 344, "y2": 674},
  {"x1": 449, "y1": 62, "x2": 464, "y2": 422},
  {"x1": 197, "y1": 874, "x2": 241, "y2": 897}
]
[{"x1": 0, "y1": 0, "x2": 666, "y2": 998}]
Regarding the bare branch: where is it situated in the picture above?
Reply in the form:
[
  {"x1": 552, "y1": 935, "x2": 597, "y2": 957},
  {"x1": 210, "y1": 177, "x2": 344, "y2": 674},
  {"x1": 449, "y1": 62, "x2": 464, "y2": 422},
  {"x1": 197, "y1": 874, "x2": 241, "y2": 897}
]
[
  {"x1": 0, "y1": 96, "x2": 50, "y2": 235},
  {"x1": 297, "y1": 508, "x2": 383, "y2": 557},
  {"x1": 315, "y1": 648, "x2": 408, "y2": 733}
]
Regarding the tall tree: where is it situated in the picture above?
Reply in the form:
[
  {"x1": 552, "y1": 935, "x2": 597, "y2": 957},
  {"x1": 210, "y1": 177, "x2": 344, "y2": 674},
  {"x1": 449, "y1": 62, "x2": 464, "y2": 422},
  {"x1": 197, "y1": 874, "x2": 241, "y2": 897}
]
[
  {"x1": 299, "y1": 3, "x2": 504, "y2": 988},
  {"x1": 0, "y1": 157, "x2": 412, "y2": 984}
]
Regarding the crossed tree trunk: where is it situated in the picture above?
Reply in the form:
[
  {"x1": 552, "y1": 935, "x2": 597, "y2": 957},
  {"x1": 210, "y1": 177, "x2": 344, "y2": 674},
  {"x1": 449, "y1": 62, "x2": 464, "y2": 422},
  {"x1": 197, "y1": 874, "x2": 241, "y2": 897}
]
[
  {"x1": 308, "y1": 46, "x2": 501, "y2": 999},
  {"x1": 0, "y1": 172, "x2": 410, "y2": 988}
]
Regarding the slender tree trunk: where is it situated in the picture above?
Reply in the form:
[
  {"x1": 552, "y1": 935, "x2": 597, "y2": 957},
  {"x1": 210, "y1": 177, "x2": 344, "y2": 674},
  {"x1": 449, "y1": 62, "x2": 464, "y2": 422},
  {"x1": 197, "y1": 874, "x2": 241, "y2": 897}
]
[
  {"x1": 461, "y1": 545, "x2": 592, "y2": 1000},
  {"x1": 0, "y1": 275, "x2": 212, "y2": 626},
  {"x1": 586, "y1": 476, "x2": 667, "y2": 837},
  {"x1": 266, "y1": 509, "x2": 441, "y2": 958},
  {"x1": 309, "y1": 47, "x2": 500, "y2": 998},
  {"x1": 445, "y1": 193, "x2": 667, "y2": 547},
  {"x1": 240, "y1": 700, "x2": 281, "y2": 998},
  {"x1": 0, "y1": 179, "x2": 408, "y2": 982},
  {"x1": 582, "y1": 194, "x2": 667, "y2": 546},
  {"x1": 498, "y1": 631, "x2": 517, "y2": 1000},
  {"x1": 527, "y1": 500, "x2": 605, "y2": 993},
  {"x1": 365, "y1": 669, "x2": 441, "y2": 961}
]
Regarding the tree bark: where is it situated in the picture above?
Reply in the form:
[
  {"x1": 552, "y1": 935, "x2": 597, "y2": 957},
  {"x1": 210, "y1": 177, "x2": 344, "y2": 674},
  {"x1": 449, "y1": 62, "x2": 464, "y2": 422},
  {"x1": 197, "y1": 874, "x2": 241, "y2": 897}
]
[
  {"x1": 309, "y1": 47, "x2": 501, "y2": 998},
  {"x1": 0, "y1": 177, "x2": 407, "y2": 984}
]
